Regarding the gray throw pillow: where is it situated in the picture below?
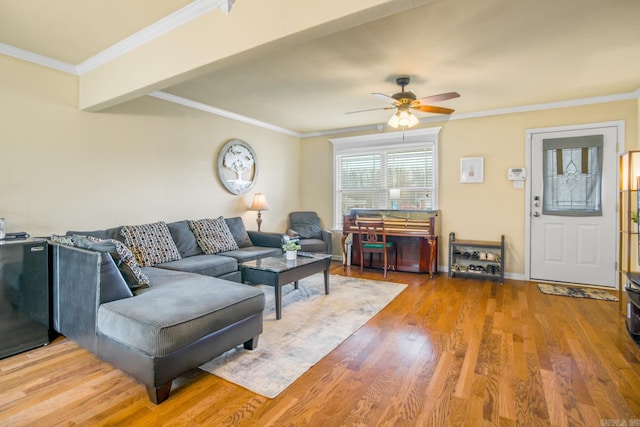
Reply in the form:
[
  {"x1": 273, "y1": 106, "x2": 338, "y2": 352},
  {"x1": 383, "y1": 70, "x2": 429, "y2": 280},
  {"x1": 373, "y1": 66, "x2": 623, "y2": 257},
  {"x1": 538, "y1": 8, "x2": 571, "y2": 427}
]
[
  {"x1": 167, "y1": 220, "x2": 203, "y2": 257},
  {"x1": 292, "y1": 217, "x2": 322, "y2": 239},
  {"x1": 225, "y1": 217, "x2": 253, "y2": 248},
  {"x1": 72, "y1": 235, "x2": 149, "y2": 292}
]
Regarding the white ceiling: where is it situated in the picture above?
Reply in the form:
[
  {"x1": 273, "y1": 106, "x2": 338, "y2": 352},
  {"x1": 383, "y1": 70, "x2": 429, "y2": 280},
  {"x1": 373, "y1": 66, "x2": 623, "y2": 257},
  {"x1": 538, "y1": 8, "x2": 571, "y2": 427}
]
[{"x1": 2, "y1": 0, "x2": 640, "y2": 135}]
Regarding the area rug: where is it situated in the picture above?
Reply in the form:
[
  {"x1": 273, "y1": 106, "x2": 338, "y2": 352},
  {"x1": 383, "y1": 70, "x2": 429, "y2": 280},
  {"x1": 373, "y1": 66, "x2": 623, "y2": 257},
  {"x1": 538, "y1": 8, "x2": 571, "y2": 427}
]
[
  {"x1": 537, "y1": 283, "x2": 618, "y2": 302},
  {"x1": 199, "y1": 273, "x2": 407, "y2": 398}
]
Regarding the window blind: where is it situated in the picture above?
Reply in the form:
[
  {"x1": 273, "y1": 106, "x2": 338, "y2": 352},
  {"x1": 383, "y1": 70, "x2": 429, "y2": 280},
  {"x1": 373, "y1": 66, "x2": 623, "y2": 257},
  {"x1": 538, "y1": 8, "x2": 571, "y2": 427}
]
[{"x1": 336, "y1": 146, "x2": 434, "y2": 223}]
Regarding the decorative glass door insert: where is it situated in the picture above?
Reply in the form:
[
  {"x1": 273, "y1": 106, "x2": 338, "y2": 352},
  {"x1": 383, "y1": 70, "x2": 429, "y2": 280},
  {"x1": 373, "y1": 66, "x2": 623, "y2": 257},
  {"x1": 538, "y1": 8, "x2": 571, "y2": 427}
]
[{"x1": 542, "y1": 135, "x2": 603, "y2": 216}]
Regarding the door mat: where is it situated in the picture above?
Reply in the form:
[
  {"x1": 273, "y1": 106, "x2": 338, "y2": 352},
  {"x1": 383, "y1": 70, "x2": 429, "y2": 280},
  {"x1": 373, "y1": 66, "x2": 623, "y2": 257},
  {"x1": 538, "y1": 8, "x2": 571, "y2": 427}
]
[{"x1": 537, "y1": 283, "x2": 618, "y2": 302}]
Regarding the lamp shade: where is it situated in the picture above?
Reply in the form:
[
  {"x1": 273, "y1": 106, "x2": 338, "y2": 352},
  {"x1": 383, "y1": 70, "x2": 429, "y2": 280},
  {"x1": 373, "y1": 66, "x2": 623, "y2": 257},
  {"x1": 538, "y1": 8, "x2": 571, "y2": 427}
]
[{"x1": 249, "y1": 193, "x2": 269, "y2": 211}]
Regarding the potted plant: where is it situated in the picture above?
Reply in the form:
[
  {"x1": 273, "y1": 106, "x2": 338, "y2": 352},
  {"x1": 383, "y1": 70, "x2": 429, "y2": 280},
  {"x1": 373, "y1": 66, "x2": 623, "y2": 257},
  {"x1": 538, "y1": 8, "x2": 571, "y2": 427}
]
[{"x1": 283, "y1": 240, "x2": 301, "y2": 260}]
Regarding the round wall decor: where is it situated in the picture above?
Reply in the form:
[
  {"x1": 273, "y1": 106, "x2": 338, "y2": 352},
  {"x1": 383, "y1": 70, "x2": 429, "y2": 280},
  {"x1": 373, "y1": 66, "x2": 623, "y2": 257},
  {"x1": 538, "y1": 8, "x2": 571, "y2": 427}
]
[{"x1": 217, "y1": 139, "x2": 258, "y2": 195}]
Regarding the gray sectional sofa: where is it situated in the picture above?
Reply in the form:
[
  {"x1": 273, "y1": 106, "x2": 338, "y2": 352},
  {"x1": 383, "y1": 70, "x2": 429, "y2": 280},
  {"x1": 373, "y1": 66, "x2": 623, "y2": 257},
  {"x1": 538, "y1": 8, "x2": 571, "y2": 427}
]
[{"x1": 51, "y1": 217, "x2": 285, "y2": 404}]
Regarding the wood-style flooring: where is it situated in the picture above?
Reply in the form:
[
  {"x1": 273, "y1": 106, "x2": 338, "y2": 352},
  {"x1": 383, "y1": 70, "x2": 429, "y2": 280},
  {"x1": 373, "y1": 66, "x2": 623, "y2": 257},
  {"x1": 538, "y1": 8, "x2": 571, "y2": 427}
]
[{"x1": 1, "y1": 263, "x2": 639, "y2": 426}]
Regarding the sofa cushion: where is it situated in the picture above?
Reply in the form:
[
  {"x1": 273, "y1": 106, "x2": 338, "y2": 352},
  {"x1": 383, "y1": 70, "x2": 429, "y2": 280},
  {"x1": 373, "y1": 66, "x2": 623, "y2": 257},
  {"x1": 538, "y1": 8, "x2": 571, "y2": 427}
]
[
  {"x1": 298, "y1": 238, "x2": 328, "y2": 254},
  {"x1": 97, "y1": 269, "x2": 265, "y2": 357},
  {"x1": 153, "y1": 254, "x2": 238, "y2": 278},
  {"x1": 120, "y1": 222, "x2": 182, "y2": 267},
  {"x1": 225, "y1": 217, "x2": 253, "y2": 248},
  {"x1": 188, "y1": 217, "x2": 239, "y2": 254},
  {"x1": 167, "y1": 220, "x2": 203, "y2": 258},
  {"x1": 72, "y1": 235, "x2": 150, "y2": 291},
  {"x1": 220, "y1": 246, "x2": 282, "y2": 263}
]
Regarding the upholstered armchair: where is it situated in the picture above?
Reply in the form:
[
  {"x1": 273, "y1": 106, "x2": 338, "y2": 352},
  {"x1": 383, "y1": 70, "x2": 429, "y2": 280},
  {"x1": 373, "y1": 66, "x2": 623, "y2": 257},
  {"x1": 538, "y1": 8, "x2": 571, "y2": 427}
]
[{"x1": 287, "y1": 211, "x2": 333, "y2": 254}]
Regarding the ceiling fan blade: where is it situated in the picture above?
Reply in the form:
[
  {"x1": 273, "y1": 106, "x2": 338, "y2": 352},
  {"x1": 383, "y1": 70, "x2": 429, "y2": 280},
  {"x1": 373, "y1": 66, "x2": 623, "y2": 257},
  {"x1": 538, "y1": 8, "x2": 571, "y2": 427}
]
[
  {"x1": 372, "y1": 92, "x2": 398, "y2": 104},
  {"x1": 345, "y1": 106, "x2": 395, "y2": 114},
  {"x1": 414, "y1": 105, "x2": 455, "y2": 115},
  {"x1": 415, "y1": 91, "x2": 460, "y2": 105}
]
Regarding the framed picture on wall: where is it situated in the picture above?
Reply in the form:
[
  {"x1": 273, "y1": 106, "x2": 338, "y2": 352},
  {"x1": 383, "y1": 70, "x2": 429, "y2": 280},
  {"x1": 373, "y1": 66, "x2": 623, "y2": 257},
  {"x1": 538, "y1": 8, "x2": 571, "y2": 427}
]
[
  {"x1": 460, "y1": 157, "x2": 484, "y2": 183},
  {"x1": 217, "y1": 139, "x2": 259, "y2": 195}
]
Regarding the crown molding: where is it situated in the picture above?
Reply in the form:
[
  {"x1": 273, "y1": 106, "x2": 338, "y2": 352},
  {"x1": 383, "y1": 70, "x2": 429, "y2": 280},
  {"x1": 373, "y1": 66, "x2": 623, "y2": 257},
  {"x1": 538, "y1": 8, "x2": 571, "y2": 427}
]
[
  {"x1": 329, "y1": 126, "x2": 441, "y2": 147},
  {"x1": 77, "y1": 0, "x2": 229, "y2": 74},
  {"x1": 300, "y1": 123, "x2": 395, "y2": 138},
  {"x1": 447, "y1": 88, "x2": 640, "y2": 122},
  {"x1": 219, "y1": 0, "x2": 236, "y2": 14},
  {"x1": 0, "y1": 42, "x2": 78, "y2": 74},
  {"x1": 149, "y1": 91, "x2": 302, "y2": 138},
  {"x1": 306, "y1": 88, "x2": 640, "y2": 138},
  {"x1": 0, "y1": 0, "x2": 231, "y2": 76},
  {"x1": 149, "y1": 89, "x2": 640, "y2": 139}
]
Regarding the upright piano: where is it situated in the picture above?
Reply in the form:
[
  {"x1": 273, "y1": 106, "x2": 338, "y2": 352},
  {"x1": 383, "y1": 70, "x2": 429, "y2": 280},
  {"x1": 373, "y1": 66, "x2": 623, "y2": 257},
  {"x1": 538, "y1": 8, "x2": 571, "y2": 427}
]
[{"x1": 342, "y1": 209, "x2": 440, "y2": 277}]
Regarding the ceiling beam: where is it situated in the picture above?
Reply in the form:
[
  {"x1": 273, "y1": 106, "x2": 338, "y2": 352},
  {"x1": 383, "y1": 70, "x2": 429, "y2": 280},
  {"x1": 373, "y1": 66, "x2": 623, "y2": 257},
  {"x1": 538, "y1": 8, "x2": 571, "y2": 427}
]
[{"x1": 79, "y1": 0, "x2": 432, "y2": 111}]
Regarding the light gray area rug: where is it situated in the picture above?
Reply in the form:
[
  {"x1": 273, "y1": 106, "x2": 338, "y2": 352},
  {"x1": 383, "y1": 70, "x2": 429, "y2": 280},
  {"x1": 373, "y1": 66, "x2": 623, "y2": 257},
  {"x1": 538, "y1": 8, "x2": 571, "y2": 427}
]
[{"x1": 200, "y1": 273, "x2": 407, "y2": 398}]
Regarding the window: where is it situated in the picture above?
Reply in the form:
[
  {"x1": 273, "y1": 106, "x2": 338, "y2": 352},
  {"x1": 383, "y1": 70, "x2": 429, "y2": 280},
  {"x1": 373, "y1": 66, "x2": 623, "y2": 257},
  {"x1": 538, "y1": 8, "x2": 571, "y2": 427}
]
[{"x1": 330, "y1": 128, "x2": 440, "y2": 228}]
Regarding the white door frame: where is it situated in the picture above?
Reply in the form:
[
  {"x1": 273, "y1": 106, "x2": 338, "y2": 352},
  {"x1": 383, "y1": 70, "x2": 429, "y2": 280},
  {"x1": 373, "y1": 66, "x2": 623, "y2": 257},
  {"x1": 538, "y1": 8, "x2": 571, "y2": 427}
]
[{"x1": 524, "y1": 120, "x2": 625, "y2": 286}]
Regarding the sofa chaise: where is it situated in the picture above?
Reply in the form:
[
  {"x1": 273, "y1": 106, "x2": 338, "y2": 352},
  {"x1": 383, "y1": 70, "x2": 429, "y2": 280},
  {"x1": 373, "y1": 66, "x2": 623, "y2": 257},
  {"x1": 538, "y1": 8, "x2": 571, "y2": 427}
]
[{"x1": 51, "y1": 216, "x2": 285, "y2": 403}]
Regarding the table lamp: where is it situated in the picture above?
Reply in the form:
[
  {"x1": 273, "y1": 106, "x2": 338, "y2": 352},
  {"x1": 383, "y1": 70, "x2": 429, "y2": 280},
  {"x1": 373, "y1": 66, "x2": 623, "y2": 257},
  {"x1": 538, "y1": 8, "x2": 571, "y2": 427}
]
[{"x1": 249, "y1": 193, "x2": 269, "y2": 231}]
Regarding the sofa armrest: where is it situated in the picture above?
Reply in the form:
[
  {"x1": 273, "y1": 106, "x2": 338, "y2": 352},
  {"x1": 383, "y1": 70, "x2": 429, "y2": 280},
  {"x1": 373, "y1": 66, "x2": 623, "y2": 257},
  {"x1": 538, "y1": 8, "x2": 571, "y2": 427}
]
[
  {"x1": 247, "y1": 231, "x2": 286, "y2": 249},
  {"x1": 321, "y1": 229, "x2": 333, "y2": 255},
  {"x1": 50, "y1": 243, "x2": 131, "y2": 353}
]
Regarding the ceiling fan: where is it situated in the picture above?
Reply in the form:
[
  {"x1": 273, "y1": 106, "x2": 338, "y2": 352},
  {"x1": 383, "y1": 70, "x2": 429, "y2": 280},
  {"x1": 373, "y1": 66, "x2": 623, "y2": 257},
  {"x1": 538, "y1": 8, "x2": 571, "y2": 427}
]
[{"x1": 346, "y1": 76, "x2": 460, "y2": 128}]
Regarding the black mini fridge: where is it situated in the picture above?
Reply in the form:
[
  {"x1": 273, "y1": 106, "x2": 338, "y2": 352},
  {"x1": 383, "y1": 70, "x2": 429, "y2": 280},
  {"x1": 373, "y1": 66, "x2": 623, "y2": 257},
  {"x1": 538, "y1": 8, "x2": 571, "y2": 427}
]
[{"x1": 0, "y1": 239, "x2": 52, "y2": 359}]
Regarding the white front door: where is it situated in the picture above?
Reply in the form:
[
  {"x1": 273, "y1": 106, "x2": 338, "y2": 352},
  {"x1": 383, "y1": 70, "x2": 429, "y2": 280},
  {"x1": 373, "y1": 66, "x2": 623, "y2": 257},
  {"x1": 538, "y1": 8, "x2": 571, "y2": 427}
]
[{"x1": 529, "y1": 123, "x2": 620, "y2": 288}]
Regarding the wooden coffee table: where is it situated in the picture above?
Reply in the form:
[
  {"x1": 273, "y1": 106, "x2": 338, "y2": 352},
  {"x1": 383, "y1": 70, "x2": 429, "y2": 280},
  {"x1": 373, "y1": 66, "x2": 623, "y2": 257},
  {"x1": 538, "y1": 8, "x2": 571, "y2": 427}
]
[{"x1": 240, "y1": 252, "x2": 332, "y2": 319}]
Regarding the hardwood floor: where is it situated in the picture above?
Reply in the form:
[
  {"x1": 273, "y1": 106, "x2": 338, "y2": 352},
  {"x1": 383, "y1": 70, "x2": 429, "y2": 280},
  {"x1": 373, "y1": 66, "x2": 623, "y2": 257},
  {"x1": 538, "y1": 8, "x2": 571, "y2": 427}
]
[{"x1": 1, "y1": 263, "x2": 639, "y2": 426}]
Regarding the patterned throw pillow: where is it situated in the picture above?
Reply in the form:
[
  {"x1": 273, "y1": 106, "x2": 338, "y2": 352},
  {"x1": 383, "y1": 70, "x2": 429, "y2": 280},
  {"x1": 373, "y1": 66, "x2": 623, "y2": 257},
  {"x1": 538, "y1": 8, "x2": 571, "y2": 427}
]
[
  {"x1": 188, "y1": 217, "x2": 240, "y2": 254},
  {"x1": 84, "y1": 236, "x2": 150, "y2": 291},
  {"x1": 120, "y1": 221, "x2": 182, "y2": 267},
  {"x1": 50, "y1": 234, "x2": 76, "y2": 246}
]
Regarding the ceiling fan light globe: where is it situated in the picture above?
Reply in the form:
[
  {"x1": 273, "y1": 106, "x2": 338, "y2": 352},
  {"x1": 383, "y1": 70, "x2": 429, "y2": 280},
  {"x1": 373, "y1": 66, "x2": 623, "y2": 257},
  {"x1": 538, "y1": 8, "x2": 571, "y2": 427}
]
[
  {"x1": 407, "y1": 112, "x2": 419, "y2": 127},
  {"x1": 387, "y1": 112, "x2": 401, "y2": 128},
  {"x1": 393, "y1": 110, "x2": 419, "y2": 128}
]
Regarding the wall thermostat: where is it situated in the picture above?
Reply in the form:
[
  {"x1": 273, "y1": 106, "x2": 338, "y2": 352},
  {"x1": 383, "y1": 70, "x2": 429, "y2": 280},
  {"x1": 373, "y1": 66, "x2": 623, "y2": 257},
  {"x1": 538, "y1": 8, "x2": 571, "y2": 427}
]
[{"x1": 508, "y1": 168, "x2": 526, "y2": 181}]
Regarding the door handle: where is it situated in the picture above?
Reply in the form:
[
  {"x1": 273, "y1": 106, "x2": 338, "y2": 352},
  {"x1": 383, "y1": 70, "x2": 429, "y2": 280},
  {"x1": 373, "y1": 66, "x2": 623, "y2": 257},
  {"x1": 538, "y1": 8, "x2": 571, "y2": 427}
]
[{"x1": 533, "y1": 212, "x2": 540, "y2": 217}]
